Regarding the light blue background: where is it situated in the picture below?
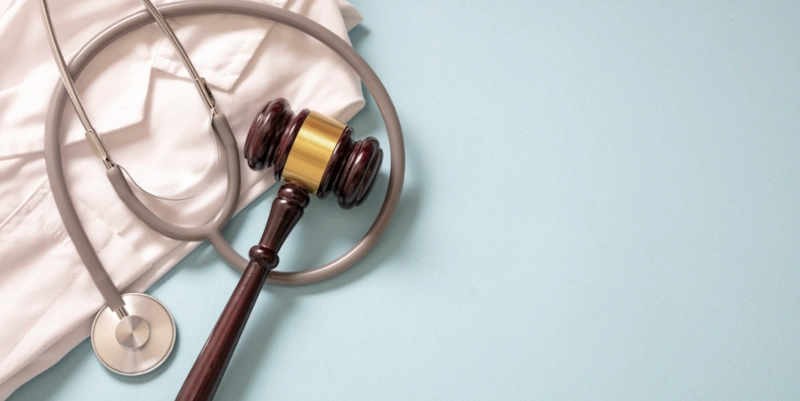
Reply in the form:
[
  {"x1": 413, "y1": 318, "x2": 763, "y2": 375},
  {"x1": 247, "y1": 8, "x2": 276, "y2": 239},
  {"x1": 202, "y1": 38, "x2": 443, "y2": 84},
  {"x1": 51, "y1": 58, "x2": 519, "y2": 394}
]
[{"x1": 11, "y1": 1, "x2": 800, "y2": 400}]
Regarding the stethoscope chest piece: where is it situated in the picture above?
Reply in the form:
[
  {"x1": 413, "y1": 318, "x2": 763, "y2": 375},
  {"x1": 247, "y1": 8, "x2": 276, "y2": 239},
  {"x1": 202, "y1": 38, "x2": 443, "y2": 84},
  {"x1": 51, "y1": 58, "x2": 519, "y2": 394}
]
[
  {"x1": 42, "y1": 0, "x2": 404, "y2": 389},
  {"x1": 91, "y1": 293, "x2": 176, "y2": 376}
]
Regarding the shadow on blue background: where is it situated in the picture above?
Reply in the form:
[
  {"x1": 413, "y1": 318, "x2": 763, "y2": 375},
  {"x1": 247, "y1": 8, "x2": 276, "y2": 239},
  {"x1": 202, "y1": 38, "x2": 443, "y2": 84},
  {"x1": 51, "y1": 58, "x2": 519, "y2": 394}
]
[{"x1": 11, "y1": 1, "x2": 800, "y2": 400}]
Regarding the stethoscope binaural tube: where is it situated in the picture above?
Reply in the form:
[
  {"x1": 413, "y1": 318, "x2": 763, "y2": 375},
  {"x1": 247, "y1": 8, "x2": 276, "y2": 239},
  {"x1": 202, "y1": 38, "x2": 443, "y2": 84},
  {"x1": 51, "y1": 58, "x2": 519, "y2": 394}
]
[
  {"x1": 39, "y1": 0, "x2": 213, "y2": 376},
  {"x1": 41, "y1": 0, "x2": 240, "y2": 376},
  {"x1": 46, "y1": 1, "x2": 405, "y2": 285},
  {"x1": 43, "y1": 0, "x2": 405, "y2": 385}
]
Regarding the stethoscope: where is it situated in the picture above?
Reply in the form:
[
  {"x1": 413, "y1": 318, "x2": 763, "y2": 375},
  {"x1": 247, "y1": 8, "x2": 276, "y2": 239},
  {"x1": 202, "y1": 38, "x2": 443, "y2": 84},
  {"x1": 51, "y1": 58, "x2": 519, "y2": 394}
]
[{"x1": 40, "y1": 0, "x2": 404, "y2": 398}]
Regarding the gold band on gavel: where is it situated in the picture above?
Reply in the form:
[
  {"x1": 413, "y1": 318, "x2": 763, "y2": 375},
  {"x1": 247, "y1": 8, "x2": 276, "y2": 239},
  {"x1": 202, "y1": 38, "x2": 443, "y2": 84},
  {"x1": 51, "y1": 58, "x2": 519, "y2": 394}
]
[{"x1": 282, "y1": 111, "x2": 346, "y2": 193}]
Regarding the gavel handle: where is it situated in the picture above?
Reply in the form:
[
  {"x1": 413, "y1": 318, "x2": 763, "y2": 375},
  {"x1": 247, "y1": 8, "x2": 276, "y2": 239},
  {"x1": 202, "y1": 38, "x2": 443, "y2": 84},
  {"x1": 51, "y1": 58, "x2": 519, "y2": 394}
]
[
  {"x1": 176, "y1": 183, "x2": 310, "y2": 401},
  {"x1": 176, "y1": 261, "x2": 270, "y2": 401}
]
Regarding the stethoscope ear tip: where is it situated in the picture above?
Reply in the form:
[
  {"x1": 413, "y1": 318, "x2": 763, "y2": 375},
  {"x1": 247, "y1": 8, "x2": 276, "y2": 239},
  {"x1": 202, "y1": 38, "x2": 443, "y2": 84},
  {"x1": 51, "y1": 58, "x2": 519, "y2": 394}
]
[{"x1": 90, "y1": 293, "x2": 175, "y2": 376}]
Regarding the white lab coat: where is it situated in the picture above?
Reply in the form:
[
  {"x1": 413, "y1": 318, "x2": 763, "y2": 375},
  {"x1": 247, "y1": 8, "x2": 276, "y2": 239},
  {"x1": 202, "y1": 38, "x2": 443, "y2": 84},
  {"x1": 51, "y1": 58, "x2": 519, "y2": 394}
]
[{"x1": 0, "y1": 0, "x2": 365, "y2": 397}]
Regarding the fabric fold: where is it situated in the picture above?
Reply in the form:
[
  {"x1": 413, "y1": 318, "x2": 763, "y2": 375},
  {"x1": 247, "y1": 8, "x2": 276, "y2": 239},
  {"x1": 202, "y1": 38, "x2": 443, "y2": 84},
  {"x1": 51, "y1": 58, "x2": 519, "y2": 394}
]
[
  {"x1": 0, "y1": 0, "x2": 366, "y2": 398},
  {"x1": 150, "y1": 0, "x2": 288, "y2": 91}
]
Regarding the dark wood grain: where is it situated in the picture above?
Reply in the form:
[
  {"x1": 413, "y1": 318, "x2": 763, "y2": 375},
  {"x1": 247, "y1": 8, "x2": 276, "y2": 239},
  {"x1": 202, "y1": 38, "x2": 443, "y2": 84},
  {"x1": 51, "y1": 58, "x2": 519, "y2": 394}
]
[
  {"x1": 244, "y1": 99, "x2": 383, "y2": 208},
  {"x1": 334, "y1": 137, "x2": 383, "y2": 209},
  {"x1": 179, "y1": 100, "x2": 385, "y2": 399},
  {"x1": 243, "y1": 98, "x2": 291, "y2": 171},
  {"x1": 176, "y1": 183, "x2": 310, "y2": 401},
  {"x1": 175, "y1": 260, "x2": 268, "y2": 401},
  {"x1": 242, "y1": 97, "x2": 309, "y2": 182},
  {"x1": 316, "y1": 126, "x2": 353, "y2": 198},
  {"x1": 273, "y1": 108, "x2": 309, "y2": 180}
]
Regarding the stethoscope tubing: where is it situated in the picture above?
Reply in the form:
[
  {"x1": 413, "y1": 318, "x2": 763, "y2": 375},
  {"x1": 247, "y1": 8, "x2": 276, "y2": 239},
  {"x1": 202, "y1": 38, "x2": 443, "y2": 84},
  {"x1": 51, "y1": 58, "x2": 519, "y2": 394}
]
[{"x1": 43, "y1": 1, "x2": 405, "y2": 310}]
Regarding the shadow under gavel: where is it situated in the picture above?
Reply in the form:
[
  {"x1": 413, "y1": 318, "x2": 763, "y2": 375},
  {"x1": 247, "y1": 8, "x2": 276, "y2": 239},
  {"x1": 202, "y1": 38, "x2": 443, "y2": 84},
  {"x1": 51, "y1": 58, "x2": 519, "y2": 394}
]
[{"x1": 176, "y1": 99, "x2": 382, "y2": 401}]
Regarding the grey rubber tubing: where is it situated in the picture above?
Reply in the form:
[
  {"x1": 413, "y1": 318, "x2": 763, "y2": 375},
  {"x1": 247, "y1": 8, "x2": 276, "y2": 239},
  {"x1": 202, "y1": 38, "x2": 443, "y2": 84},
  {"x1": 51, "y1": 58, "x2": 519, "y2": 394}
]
[
  {"x1": 106, "y1": 113, "x2": 242, "y2": 242},
  {"x1": 44, "y1": 1, "x2": 405, "y2": 295}
]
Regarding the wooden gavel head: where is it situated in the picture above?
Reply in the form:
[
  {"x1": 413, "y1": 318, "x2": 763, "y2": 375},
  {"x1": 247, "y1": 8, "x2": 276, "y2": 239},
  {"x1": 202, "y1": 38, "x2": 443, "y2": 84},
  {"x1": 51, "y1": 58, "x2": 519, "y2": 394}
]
[
  {"x1": 244, "y1": 98, "x2": 383, "y2": 208},
  {"x1": 176, "y1": 101, "x2": 386, "y2": 400}
]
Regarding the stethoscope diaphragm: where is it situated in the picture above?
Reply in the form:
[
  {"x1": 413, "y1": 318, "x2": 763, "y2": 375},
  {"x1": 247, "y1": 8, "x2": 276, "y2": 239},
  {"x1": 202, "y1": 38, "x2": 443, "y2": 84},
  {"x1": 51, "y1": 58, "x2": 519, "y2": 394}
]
[{"x1": 90, "y1": 293, "x2": 175, "y2": 376}]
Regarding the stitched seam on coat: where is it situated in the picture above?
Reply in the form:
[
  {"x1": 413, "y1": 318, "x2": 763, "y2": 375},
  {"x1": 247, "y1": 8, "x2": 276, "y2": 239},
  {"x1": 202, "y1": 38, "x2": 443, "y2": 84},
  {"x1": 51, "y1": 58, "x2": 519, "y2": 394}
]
[
  {"x1": 70, "y1": 196, "x2": 152, "y2": 270},
  {"x1": 0, "y1": 0, "x2": 17, "y2": 23},
  {"x1": 0, "y1": 182, "x2": 116, "y2": 369},
  {"x1": 154, "y1": 23, "x2": 264, "y2": 88},
  {"x1": 0, "y1": 178, "x2": 47, "y2": 231},
  {"x1": 150, "y1": 0, "x2": 288, "y2": 89},
  {"x1": 0, "y1": 268, "x2": 84, "y2": 370},
  {"x1": 0, "y1": 232, "x2": 115, "y2": 371}
]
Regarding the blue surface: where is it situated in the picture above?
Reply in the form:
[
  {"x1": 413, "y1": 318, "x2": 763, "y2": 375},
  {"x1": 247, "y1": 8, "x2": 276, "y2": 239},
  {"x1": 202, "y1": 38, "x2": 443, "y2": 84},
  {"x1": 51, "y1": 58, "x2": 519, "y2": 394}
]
[{"x1": 11, "y1": 1, "x2": 800, "y2": 400}]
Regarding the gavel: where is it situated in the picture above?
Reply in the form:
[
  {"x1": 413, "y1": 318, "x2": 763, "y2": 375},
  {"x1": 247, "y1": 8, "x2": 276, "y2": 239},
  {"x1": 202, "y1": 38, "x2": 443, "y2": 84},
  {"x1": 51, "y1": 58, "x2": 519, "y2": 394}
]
[{"x1": 176, "y1": 99, "x2": 382, "y2": 400}]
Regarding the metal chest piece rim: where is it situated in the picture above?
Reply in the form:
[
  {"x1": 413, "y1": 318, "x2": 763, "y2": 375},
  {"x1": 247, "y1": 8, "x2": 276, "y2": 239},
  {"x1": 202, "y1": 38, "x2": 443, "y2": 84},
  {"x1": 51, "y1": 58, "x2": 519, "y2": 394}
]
[{"x1": 91, "y1": 293, "x2": 176, "y2": 376}]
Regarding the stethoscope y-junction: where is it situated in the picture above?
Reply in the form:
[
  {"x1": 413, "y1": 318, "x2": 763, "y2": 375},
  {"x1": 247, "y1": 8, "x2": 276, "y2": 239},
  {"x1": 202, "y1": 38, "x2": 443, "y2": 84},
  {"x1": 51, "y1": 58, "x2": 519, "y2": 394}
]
[{"x1": 40, "y1": 0, "x2": 404, "y2": 398}]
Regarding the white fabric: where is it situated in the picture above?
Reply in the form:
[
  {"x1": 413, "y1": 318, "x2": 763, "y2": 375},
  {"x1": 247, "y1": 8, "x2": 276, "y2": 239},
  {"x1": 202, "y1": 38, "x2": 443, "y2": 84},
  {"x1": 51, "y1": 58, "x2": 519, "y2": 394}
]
[{"x1": 0, "y1": 0, "x2": 364, "y2": 398}]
